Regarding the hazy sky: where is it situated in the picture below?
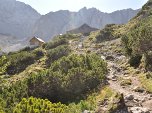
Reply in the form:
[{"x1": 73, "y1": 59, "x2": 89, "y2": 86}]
[{"x1": 17, "y1": 0, "x2": 148, "y2": 15}]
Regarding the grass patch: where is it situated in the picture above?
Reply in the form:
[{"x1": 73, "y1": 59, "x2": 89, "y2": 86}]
[
  {"x1": 97, "y1": 86, "x2": 114, "y2": 101},
  {"x1": 67, "y1": 86, "x2": 125, "y2": 113},
  {"x1": 67, "y1": 93, "x2": 97, "y2": 113},
  {"x1": 96, "y1": 86, "x2": 124, "y2": 113}
]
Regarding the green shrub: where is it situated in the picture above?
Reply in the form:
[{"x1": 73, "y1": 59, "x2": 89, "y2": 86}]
[
  {"x1": 139, "y1": 72, "x2": 152, "y2": 93},
  {"x1": 0, "y1": 56, "x2": 9, "y2": 75},
  {"x1": 128, "y1": 55, "x2": 142, "y2": 68},
  {"x1": 13, "y1": 97, "x2": 68, "y2": 113},
  {"x1": 6, "y1": 52, "x2": 36, "y2": 75},
  {"x1": 54, "y1": 34, "x2": 80, "y2": 40},
  {"x1": 19, "y1": 47, "x2": 36, "y2": 52},
  {"x1": 28, "y1": 54, "x2": 107, "y2": 103},
  {"x1": 5, "y1": 49, "x2": 44, "y2": 75},
  {"x1": 95, "y1": 24, "x2": 120, "y2": 43},
  {"x1": 46, "y1": 45, "x2": 70, "y2": 66},
  {"x1": 122, "y1": 15, "x2": 152, "y2": 69},
  {"x1": 43, "y1": 34, "x2": 80, "y2": 50},
  {"x1": 33, "y1": 49, "x2": 45, "y2": 58},
  {"x1": 44, "y1": 38, "x2": 68, "y2": 50},
  {"x1": 0, "y1": 80, "x2": 28, "y2": 112},
  {"x1": 145, "y1": 51, "x2": 152, "y2": 71}
]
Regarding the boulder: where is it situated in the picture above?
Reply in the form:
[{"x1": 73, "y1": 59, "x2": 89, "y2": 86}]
[
  {"x1": 112, "y1": 78, "x2": 117, "y2": 81},
  {"x1": 106, "y1": 55, "x2": 114, "y2": 61},
  {"x1": 125, "y1": 94, "x2": 134, "y2": 100},
  {"x1": 125, "y1": 101, "x2": 135, "y2": 107},
  {"x1": 112, "y1": 75, "x2": 116, "y2": 79},
  {"x1": 101, "y1": 55, "x2": 106, "y2": 60},
  {"x1": 83, "y1": 110, "x2": 90, "y2": 113},
  {"x1": 133, "y1": 86, "x2": 145, "y2": 93}
]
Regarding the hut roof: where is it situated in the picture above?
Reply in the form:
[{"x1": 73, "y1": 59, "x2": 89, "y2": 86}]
[{"x1": 30, "y1": 36, "x2": 45, "y2": 43}]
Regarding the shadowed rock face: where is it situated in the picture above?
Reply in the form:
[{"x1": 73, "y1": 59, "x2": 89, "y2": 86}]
[{"x1": 32, "y1": 8, "x2": 139, "y2": 41}]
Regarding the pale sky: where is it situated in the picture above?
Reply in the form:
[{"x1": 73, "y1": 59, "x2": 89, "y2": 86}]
[{"x1": 17, "y1": 0, "x2": 149, "y2": 15}]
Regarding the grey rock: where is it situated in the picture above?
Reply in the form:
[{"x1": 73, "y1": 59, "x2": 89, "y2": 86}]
[
  {"x1": 141, "y1": 98, "x2": 146, "y2": 102},
  {"x1": 112, "y1": 75, "x2": 117, "y2": 79},
  {"x1": 112, "y1": 78, "x2": 117, "y2": 81},
  {"x1": 101, "y1": 55, "x2": 106, "y2": 60},
  {"x1": 130, "y1": 107, "x2": 150, "y2": 113},
  {"x1": 125, "y1": 95, "x2": 134, "y2": 100},
  {"x1": 106, "y1": 55, "x2": 115, "y2": 61},
  {"x1": 125, "y1": 102, "x2": 134, "y2": 107},
  {"x1": 133, "y1": 86, "x2": 145, "y2": 93}
]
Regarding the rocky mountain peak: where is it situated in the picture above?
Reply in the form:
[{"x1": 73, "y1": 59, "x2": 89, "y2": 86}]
[
  {"x1": 81, "y1": 23, "x2": 91, "y2": 28},
  {"x1": 32, "y1": 8, "x2": 139, "y2": 41},
  {"x1": 67, "y1": 23, "x2": 98, "y2": 35}
]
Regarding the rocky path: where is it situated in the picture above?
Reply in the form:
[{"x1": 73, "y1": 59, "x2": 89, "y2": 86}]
[
  {"x1": 99, "y1": 38, "x2": 152, "y2": 113},
  {"x1": 107, "y1": 60, "x2": 152, "y2": 113},
  {"x1": 70, "y1": 38, "x2": 152, "y2": 113}
]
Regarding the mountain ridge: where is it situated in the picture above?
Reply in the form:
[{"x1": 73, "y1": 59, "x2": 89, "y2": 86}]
[
  {"x1": 32, "y1": 8, "x2": 139, "y2": 41},
  {"x1": 0, "y1": 0, "x2": 139, "y2": 52}
]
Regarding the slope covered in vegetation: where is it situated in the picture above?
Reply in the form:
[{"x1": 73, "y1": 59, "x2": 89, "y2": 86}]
[
  {"x1": 81, "y1": 0, "x2": 152, "y2": 111},
  {"x1": 0, "y1": 34, "x2": 107, "y2": 113},
  {"x1": 87, "y1": 0, "x2": 152, "y2": 71}
]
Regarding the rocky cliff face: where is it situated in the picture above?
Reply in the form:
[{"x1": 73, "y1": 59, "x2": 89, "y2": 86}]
[
  {"x1": 32, "y1": 8, "x2": 139, "y2": 41},
  {"x1": 0, "y1": 0, "x2": 41, "y2": 39}
]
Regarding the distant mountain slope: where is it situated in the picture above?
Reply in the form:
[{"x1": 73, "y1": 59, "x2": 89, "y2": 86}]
[
  {"x1": 32, "y1": 8, "x2": 139, "y2": 41},
  {"x1": 0, "y1": 0, "x2": 41, "y2": 39},
  {"x1": 67, "y1": 24, "x2": 98, "y2": 35},
  {"x1": 0, "y1": 33, "x2": 27, "y2": 53}
]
